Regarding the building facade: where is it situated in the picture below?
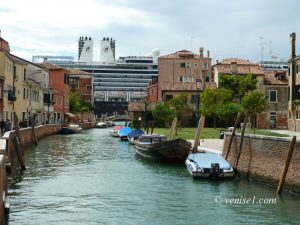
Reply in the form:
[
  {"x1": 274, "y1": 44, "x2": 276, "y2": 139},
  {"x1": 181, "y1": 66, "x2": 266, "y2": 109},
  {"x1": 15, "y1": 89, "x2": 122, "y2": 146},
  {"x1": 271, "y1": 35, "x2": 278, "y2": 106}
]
[
  {"x1": 68, "y1": 69, "x2": 93, "y2": 104},
  {"x1": 148, "y1": 48, "x2": 212, "y2": 104},
  {"x1": 288, "y1": 33, "x2": 300, "y2": 131},
  {"x1": 257, "y1": 70, "x2": 289, "y2": 129}
]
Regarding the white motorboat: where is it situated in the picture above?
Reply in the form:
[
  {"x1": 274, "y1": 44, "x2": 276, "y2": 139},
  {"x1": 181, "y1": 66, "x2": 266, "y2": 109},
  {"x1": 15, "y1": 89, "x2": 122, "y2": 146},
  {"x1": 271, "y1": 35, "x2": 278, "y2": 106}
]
[
  {"x1": 185, "y1": 152, "x2": 235, "y2": 179},
  {"x1": 96, "y1": 122, "x2": 108, "y2": 128}
]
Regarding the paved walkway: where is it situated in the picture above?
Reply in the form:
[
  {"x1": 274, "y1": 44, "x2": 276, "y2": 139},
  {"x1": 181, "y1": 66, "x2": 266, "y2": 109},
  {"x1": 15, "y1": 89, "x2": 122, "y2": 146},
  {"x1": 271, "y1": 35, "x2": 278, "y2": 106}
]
[
  {"x1": 265, "y1": 129, "x2": 300, "y2": 139},
  {"x1": 188, "y1": 139, "x2": 224, "y2": 154}
]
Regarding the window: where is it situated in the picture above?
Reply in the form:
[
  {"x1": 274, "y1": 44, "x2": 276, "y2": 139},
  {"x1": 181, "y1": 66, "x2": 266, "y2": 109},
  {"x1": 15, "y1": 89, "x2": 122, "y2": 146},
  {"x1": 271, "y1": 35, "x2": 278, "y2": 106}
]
[
  {"x1": 296, "y1": 111, "x2": 299, "y2": 120},
  {"x1": 194, "y1": 63, "x2": 198, "y2": 68},
  {"x1": 180, "y1": 76, "x2": 194, "y2": 82},
  {"x1": 205, "y1": 76, "x2": 210, "y2": 82},
  {"x1": 203, "y1": 63, "x2": 208, "y2": 70},
  {"x1": 23, "y1": 88, "x2": 26, "y2": 99},
  {"x1": 191, "y1": 95, "x2": 198, "y2": 104},
  {"x1": 64, "y1": 73, "x2": 69, "y2": 84},
  {"x1": 24, "y1": 69, "x2": 26, "y2": 80},
  {"x1": 186, "y1": 63, "x2": 191, "y2": 68},
  {"x1": 87, "y1": 85, "x2": 92, "y2": 91},
  {"x1": 296, "y1": 85, "x2": 300, "y2": 99},
  {"x1": 269, "y1": 90, "x2": 277, "y2": 103},
  {"x1": 165, "y1": 94, "x2": 173, "y2": 101},
  {"x1": 180, "y1": 62, "x2": 186, "y2": 68}
]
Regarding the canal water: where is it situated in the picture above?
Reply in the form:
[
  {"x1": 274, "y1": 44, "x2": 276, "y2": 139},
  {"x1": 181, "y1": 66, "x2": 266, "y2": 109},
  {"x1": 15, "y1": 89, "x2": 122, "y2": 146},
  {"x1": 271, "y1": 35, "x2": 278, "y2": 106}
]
[{"x1": 6, "y1": 129, "x2": 300, "y2": 225}]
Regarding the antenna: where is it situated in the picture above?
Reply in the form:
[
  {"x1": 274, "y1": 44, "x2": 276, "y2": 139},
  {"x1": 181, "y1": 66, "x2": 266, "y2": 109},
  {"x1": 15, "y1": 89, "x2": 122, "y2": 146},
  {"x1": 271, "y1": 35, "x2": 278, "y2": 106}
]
[{"x1": 260, "y1": 37, "x2": 265, "y2": 62}]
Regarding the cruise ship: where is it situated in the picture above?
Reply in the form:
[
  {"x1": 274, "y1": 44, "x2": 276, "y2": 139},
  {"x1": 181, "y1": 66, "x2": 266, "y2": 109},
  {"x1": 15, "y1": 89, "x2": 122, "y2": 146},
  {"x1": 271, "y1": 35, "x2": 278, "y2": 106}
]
[{"x1": 34, "y1": 37, "x2": 159, "y2": 116}]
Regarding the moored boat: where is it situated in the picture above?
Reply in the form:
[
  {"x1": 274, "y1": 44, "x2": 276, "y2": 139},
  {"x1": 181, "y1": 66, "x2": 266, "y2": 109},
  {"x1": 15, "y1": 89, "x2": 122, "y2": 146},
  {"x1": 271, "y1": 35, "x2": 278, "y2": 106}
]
[
  {"x1": 117, "y1": 126, "x2": 133, "y2": 140},
  {"x1": 61, "y1": 124, "x2": 83, "y2": 134},
  {"x1": 96, "y1": 122, "x2": 108, "y2": 128},
  {"x1": 185, "y1": 152, "x2": 235, "y2": 179},
  {"x1": 127, "y1": 129, "x2": 145, "y2": 144},
  {"x1": 110, "y1": 125, "x2": 123, "y2": 137},
  {"x1": 135, "y1": 134, "x2": 191, "y2": 162}
]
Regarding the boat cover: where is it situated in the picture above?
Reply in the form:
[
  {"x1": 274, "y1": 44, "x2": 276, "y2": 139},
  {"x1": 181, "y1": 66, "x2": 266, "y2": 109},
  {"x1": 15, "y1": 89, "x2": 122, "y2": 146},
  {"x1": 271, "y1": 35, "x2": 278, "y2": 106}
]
[
  {"x1": 118, "y1": 127, "x2": 133, "y2": 136},
  {"x1": 128, "y1": 129, "x2": 145, "y2": 139},
  {"x1": 187, "y1": 152, "x2": 232, "y2": 169}
]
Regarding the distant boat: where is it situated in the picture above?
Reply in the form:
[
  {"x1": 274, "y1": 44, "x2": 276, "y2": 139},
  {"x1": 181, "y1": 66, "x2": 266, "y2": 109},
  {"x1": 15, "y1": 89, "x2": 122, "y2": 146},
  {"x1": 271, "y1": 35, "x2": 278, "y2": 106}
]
[
  {"x1": 185, "y1": 152, "x2": 235, "y2": 179},
  {"x1": 96, "y1": 122, "x2": 107, "y2": 128},
  {"x1": 110, "y1": 125, "x2": 124, "y2": 137},
  {"x1": 61, "y1": 124, "x2": 82, "y2": 134},
  {"x1": 117, "y1": 126, "x2": 133, "y2": 140},
  {"x1": 127, "y1": 129, "x2": 145, "y2": 144},
  {"x1": 135, "y1": 134, "x2": 191, "y2": 162}
]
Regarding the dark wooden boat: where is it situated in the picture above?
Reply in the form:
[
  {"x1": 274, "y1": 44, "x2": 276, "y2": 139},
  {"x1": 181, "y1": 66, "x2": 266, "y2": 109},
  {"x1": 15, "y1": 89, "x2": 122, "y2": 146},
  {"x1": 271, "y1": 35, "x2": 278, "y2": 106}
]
[{"x1": 135, "y1": 134, "x2": 192, "y2": 162}]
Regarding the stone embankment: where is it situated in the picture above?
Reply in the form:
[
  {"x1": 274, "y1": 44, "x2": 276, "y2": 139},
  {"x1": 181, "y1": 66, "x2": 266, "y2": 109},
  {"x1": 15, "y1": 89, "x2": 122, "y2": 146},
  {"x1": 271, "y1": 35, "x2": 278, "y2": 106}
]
[{"x1": 223, "y1": 133, "x2": 300, "y2": 193}]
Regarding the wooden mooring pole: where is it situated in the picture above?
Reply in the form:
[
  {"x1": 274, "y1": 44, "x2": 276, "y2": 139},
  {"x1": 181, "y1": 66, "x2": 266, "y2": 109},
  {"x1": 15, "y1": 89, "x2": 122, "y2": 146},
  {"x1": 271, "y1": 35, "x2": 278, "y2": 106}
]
[
  {"x1": 225, "y1": 113, "x2": 240, "y2": 160},
  {"x1": 11, "y1": 133, "x2": 26, "y2": 171},
  {"x1": 276, "y1": 136, "x2": 296, "y2": 194},
  {"x1": 192, "y1": 116, "x2": 205, "y2": 153},
  {"x1": 234, "y1": 114, "x2": 248, "y2": 168},
  {"x1": 30, "y1": 115, "x2": 37, "y2": 145}
]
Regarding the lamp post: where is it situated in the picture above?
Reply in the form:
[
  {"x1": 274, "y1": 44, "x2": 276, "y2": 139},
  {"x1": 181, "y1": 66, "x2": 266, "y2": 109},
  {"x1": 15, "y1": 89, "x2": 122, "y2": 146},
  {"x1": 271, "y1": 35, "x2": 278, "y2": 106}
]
[{"x1": 196, "y1": 79, "x2": 202, "y2": 122}]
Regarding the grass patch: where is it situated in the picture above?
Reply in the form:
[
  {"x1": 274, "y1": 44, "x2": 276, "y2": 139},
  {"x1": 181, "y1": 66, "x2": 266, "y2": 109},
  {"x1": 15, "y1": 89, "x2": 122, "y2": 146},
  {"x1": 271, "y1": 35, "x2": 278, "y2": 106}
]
[{"x1": 150, "y1": 127, "x2": 290, "y2": 140}]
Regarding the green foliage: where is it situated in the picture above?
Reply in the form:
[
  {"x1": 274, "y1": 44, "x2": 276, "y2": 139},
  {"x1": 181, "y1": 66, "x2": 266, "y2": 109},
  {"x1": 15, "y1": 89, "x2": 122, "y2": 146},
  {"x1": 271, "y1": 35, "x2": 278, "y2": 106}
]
[
  {"x1": 217, "y1": 102, "x2": 240, "y2": 126},
  {"x1": 69, "y1": 91, "x2": 93, "y2": 113},
  {"x1": 200, "y1": 88, "x2": 232, "y2": 116},
  {"x1": 241, "y1": 90, "x2": 266, "y2": 116},
  {"x1": 293, "y1": 100, "x2": 300, "y2": 107},
  {"x1": 152, "y1": 103, "x2": 176, "y2": 127},
  {"x1": 168, "y1": 93, "x2": 193, "y2": 126},
  {"x1": 219, "y1": 74, "x2": 257, "y2": 99}
]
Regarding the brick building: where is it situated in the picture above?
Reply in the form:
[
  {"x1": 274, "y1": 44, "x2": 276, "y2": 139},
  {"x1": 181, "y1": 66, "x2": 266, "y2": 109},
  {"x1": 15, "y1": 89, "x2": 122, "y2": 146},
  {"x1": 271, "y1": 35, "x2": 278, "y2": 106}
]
[
  {"x1": 68, "y1": 69, "x2": 93, "y2": 104},
  {"x1": 288, "y1": 33, "x2": 300, "y2": 131},
  {"x1": 257, "y1": 70, "x2": 288, "y2": 129},
  {"x1": 39, "y1": 62, "x2": 70, "y2": 123},
  {"x1": 213, "y1": 58, "x2": 265, "y2": 87},
  {"x1": 148, "y1": 48, "x2": 212, "y2": 104}
]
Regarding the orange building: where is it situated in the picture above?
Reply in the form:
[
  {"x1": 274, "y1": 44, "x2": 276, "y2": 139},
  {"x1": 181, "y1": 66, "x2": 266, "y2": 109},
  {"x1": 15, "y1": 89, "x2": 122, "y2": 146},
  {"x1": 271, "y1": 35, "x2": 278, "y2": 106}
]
[
  {"x1": 39, "y1": 62, "x2": 70, "y2": 123},
  {"x1": 148, "y1": 48, "x2": 212, "y2": 103},
  {"x1": 68, "y1": 69, "x2": 93, "y2": 104}
]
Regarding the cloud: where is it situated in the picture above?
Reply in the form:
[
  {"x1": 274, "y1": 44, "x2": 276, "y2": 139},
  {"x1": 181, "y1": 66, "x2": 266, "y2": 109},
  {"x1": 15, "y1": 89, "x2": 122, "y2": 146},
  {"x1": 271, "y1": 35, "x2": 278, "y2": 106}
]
[{"x1": 1, "y1": 0, "x2": 300, "y2": 62}]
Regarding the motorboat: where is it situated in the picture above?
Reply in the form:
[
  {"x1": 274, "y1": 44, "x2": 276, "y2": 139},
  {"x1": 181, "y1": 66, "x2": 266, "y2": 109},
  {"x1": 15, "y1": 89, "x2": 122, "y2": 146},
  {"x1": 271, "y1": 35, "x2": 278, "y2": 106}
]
[
  {"x1": 61, "y1": 124, "x2": 82, "y2": 134},
  {"x1": 96, "y1": 122, "x2": 108, "y2": 128},
  {"x1": 185, "y1": 152, "x2": 235, "y2": 179},
  {"x1": 117, "y1": 126, "x2": 133, "y2": 140},
  {"x1": 110, "y1": 125, "x2": 124, "y2": 137},
  {"x1": 135, "y1": 134, "x2": 191, "y2": 162},
  {"x1": 127, "y1": 129, "x2": 145, "y2": 144}
]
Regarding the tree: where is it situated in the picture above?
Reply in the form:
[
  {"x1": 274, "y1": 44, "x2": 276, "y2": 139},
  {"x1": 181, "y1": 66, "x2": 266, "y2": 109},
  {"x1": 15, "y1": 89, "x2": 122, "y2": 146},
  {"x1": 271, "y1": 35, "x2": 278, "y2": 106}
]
[
  {"x1": 217, "y1": 102, "x2": 241, "y2": 127},
  {"x1": 241, "y1": 90, "x2": 266, "y2": 132},
  {"x1": 200, "y1": 88, "x2": 232, "y2": 128},
  {"x1": 69, "y1": 91, "x2": 93, "y2": 113},
  {"x1": 219, "y1": 74, "x2": 257, "y2": 101},
  {"x1": 168, "y1": 93, "x2": 193, "y2": 127},
  {"x1": 69, "y1": 91, "x2": 81, "y2": 113},
  {"x1": 152, "y1": 103, "x2": 176, "y2": 127}
]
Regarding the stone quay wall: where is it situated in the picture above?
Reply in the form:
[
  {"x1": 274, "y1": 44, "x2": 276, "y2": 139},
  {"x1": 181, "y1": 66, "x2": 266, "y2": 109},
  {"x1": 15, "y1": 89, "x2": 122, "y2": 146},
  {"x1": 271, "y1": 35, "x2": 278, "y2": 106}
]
[{"x1": 223, "y1": 133, "x2": 300, "y2": 193}]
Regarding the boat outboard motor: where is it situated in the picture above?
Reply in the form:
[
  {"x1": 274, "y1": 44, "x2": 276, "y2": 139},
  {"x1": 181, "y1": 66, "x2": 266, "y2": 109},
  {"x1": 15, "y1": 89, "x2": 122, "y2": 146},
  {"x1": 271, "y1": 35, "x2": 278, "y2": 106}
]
[{"x1": 210, "y1": 163, "x2": 220, "y2": 179}]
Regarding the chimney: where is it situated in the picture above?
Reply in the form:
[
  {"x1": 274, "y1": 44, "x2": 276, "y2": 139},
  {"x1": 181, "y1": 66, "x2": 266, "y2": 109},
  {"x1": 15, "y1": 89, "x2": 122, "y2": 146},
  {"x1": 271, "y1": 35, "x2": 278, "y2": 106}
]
[
  {"x1": 207, "y1": 50, "x2": 210, "y2": 58},
  {"x1": 290, "y1": 33, "x2": 296, "y2": 59},
  {"x1": 199, "y1": 47, "x2": 204, "y2": 59}
]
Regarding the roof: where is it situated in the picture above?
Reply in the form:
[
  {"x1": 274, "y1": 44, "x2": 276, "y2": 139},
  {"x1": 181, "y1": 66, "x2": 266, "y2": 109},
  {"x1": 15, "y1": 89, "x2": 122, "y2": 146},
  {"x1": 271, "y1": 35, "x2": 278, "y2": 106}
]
[
  {"x1": 68, "y1": 69, "x2": 91, "y2": 75},
  {"x1": 264, "y1": 70, "x2": 288, "y2": 85},
  {"x1": 37, "y1": 61, "x2": 64, "y2": 70},
  {"x1": 215, "y1": 58, "x2": 264, "y2": 75},
  {"x1": 217, "y1": 58, "x2": 257, "y2": 65},
  {"x1": 160, "y1": 50, "x2": 199, "y2": 59}
]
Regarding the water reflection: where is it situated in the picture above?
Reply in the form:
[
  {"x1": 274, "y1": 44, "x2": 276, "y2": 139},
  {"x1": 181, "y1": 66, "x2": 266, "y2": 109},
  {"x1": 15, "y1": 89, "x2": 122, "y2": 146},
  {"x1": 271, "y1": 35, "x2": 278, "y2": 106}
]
[{"x1": 6, "y1": 128, "x2": 300, "y2": 225}]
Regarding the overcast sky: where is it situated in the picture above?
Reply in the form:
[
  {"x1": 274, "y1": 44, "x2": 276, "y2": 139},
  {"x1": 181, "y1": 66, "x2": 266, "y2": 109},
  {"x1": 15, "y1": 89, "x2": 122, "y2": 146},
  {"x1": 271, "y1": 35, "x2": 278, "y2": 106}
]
[{"x1": 1, "y1": 0, "x2": 300, "y2": 63}]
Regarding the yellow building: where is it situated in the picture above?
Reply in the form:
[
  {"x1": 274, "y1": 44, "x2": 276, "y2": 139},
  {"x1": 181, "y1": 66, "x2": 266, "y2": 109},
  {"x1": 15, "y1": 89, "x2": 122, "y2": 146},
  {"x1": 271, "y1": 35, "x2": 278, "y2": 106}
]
[{"x1": 0, "y1": 50, "x2": 17, "y2": 123}]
